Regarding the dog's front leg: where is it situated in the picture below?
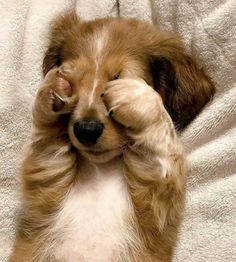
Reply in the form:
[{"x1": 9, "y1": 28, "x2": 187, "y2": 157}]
[
  {"x1": 23, "y1": 67, "x2": 78, "y2": 213},
  {"x1": 11, "y1": 68, "x2": 78, "y2": 261},
  {"x1": 103, "y1": 79, "x2": 187, "y2": 261}
]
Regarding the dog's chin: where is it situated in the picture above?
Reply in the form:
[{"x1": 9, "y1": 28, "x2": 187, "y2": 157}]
[{"x1": 80, "y1": 148, "x2": 123, "y2": 164}]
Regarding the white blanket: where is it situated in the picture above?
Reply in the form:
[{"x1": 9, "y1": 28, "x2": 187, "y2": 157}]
[{"x1": 0, "y1": 0, "x2": 235, "y2": 261}]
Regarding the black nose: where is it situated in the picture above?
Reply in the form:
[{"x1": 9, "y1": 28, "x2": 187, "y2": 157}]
[{"x1": 73, "y1": 119, "x2": 104, "y2": 146}]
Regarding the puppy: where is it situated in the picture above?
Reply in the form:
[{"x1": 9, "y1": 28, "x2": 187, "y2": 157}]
[{"x1": 11, "y1": 12, "x2": 214, "y2": 262}]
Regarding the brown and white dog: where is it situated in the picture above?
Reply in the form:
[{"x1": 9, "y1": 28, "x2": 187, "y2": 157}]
[{"x1": 11, "y1": 12, "x2": 214, "y2": 262}]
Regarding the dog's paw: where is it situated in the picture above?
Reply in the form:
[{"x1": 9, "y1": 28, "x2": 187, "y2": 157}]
[
  {"x1": 102, "y1": 79, "x2": 162, "y2": 130},
  {"x1": 37, "y1": 67, "x2": 76, "y2": 113}
]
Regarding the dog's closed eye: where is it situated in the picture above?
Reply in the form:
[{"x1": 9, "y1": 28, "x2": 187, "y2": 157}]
[{"x1": 111, "y1": 73, "x2": 121, "y2": 81}]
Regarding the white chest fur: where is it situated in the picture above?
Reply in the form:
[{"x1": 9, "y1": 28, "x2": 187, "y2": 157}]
[{"x1": 47, "y1": 158, "x2": 134, "y2": 262}]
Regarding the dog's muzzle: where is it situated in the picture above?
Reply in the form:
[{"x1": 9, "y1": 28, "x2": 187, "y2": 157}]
[{"x1": 73, "y1": 119, "x2": 104, "y2": 146}]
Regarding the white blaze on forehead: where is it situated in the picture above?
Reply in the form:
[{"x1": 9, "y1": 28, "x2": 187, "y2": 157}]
[
  {"x1": 88, "y1": 27, "x2": 109, "y2": 107},
  {"x1": 92, "y1": 28, "x2": 109, "y2": 57}
]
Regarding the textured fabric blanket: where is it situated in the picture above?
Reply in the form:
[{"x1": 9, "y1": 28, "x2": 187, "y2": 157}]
[{"x1": 0, "y1": 0, "x2": 235, "y2": 261}]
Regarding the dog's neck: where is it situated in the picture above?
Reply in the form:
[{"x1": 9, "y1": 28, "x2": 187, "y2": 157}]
[{"x1": 76, "y1": 154, "x2": 124, "y2": 181}]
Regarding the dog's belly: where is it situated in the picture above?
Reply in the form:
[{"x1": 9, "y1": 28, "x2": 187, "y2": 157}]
[{"x1": 50, "y1": 159, "x2": 134, "y2": 262}]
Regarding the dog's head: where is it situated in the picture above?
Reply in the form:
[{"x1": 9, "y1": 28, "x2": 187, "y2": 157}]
[{"x1": 43, "y1": 12, "x2": 214, "y2": 163}]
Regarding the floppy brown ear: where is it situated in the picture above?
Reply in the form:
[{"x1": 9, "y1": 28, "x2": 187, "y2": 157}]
[
  {"x1": 42, "y1": 11, "x2": 80, "y2": 76},
  {"x1": 149, "y1": 36, "x2": 215, "y2": 130}
]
